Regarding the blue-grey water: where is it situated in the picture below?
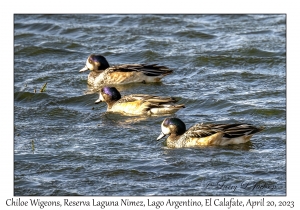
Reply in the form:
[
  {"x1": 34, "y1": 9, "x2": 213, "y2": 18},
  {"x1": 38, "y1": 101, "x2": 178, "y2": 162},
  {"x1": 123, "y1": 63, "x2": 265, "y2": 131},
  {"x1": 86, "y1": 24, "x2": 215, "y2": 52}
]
[{"x1": 14, "y1": 14, "x2": 286, "y2": 196}]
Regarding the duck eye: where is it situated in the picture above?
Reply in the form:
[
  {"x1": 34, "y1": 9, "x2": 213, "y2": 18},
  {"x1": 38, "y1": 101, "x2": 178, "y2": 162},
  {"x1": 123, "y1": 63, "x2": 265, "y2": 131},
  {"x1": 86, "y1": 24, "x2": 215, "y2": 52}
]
[{"x1": 88, "y1": 59, "x2": 92, "y2": 63}]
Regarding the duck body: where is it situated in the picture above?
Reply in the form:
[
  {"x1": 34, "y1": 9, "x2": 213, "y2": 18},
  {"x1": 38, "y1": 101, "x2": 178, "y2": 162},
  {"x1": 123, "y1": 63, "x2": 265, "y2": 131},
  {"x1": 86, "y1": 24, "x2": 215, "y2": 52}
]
[
  {"x1": 79, "y1": 54, "x2": 173, "y2": 87},
  {"x1": 95, "y1": 87, "x2": 185, "y2": 116},
  {"x1": 157, "y1": 118, "x2": 264, "y2": 148}
]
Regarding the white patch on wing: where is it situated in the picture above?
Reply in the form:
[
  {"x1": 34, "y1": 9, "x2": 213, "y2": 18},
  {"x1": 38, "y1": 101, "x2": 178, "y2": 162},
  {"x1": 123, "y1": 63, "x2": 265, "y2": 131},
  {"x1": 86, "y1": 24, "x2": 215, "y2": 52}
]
[
  {"x1": 150, "y1": 108, "x2": 178, "y2": 115},
  {"x1": 220, "y1": 136, "x2": 249, "y2": 146}
]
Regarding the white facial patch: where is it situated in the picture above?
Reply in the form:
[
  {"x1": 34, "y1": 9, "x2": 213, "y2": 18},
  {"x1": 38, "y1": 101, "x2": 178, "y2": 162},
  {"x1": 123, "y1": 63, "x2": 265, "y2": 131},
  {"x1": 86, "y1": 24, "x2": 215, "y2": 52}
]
[
  {"x1": 86, "y1": 58, "x2": 94, "y2": 70},
  {"x1": 99, "y1": 92, "x2": 105, "y2": 101},
  {"x1": 95, "y1": 92, "x2": 105, "y2": 103},
  {"x1": 161, "y1": 122, "x2": 171, "y2": 135}
]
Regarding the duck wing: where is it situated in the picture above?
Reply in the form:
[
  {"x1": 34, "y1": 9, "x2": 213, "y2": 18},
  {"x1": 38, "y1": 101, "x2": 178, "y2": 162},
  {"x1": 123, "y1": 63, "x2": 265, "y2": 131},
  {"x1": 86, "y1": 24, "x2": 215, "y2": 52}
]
[
  {"x1": 184, "y1": 123, "x2": 221, "y2": 138},
  {"x1": 116, "y1": 94, "x2": 184, "y2": 115},
  {"x1": 143, "y1": 95, "x2": 178, "y2": 104},
  {"x1": 109, "y1": 64, "x2": 173, "y2": 76},
  {"x1": 184, "y1": 123, "x2": 264, "y2": 139},
  {"x1": 117, "y1": 94, "x2": 178, "y2": 104},
  {"x1": 213, "y1": 123, "x2": 265, "y2": 138},
  {"x1": 116, "y1": 94, "x2": 156, "y2": 104}
]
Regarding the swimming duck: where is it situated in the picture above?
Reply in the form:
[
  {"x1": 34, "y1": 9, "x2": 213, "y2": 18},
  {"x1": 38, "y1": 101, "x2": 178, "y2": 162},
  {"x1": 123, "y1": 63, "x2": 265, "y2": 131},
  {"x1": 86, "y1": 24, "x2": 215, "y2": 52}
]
[
  {"x1": 157, "y1": 118, "x2": 264, "y2": 148},
  {"x1": 79, "y1": 54, "x2": 173, "y2": 87},
  {"x1": 95, "y1": 87, "x2": 185, "y2": 116}
]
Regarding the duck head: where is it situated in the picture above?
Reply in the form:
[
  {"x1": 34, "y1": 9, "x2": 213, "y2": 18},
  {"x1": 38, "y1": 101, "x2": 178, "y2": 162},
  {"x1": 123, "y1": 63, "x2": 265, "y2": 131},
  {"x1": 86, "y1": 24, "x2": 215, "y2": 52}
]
[
  {"x1": 95, "y1": 86, "x2": 122, "y2": 105},
  {"x1": 79, "y1": 54, "x2": 110, "y2": 72},
  {"x1": 157, "y1": 118, "x2": 186, "y2": 141}
]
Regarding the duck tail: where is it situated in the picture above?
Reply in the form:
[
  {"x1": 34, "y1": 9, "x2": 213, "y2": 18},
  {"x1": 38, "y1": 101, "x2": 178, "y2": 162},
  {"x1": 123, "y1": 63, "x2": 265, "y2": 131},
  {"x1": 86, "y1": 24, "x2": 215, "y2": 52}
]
[
  {"x1": 140, "y1": 64, "x2": 173, "y2": 76},
  {"x1": 221, "y1": 123, "x2": 265, "y2": 138},
  {"x1": 257, "y1": 126, "x2": 265, "y2": 133}
]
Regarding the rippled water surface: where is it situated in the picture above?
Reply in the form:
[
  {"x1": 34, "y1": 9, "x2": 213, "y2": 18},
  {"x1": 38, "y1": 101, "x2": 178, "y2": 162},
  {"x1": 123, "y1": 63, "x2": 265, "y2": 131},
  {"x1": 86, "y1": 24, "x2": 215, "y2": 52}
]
[{"x1": 14, "y1": 14, "x2": 286, "y2": 196}]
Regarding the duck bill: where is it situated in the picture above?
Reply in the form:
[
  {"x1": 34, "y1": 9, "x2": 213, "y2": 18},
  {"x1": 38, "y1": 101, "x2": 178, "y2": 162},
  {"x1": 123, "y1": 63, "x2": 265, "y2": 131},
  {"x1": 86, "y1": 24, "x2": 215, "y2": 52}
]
[
  {"x1": 94, "y1": 99, "x2": 102, "y2": 104},
  {"x1": 79, "y1": 65, "x2": 89, "y2": 72},
  {"x1": 157, "y1": 132, "x2": 166, "y2": 141}
]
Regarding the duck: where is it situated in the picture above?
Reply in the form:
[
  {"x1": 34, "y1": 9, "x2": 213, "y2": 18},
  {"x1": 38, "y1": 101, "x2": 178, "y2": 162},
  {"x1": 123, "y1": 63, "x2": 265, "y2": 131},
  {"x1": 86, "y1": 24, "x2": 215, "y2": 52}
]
[
  {"x1": 157, "y1": 118, "x2": 264, "y2": 148},
  {"x1": 79, "y1": 54, "x2": 173, "y2": 87},
  {"x1": 94, "y1": 87, "x2": 185, "y2": 116}
]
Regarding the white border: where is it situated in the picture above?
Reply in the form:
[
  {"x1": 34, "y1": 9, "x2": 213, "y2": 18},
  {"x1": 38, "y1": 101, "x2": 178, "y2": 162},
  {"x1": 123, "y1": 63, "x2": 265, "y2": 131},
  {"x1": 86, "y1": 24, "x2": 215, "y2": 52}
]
[{"x1": 2, "y1": 1, "x2": 297, "y2": 209}]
